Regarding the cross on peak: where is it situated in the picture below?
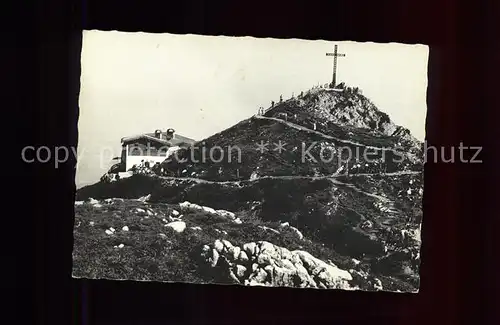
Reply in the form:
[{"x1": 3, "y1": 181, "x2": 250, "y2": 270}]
[{"x1": 326, "y1": 44, "x2": 346, "y2": 88}]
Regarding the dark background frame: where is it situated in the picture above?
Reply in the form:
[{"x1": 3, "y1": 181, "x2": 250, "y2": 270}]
[{"x1": 14, "y1": 0, "x2": 498, "y2": 324}]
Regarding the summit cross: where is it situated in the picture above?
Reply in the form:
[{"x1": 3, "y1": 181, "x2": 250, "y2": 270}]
[{"x1": 326, "y1": 44, "x2": 346, "y2": 88}]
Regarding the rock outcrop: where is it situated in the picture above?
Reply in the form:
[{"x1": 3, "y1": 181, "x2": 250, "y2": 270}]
[
  {"x1": 179, "y1": 201, "x2": 237, "y2": 222},
  {"x1": 165, "y1": 221, "x2": 186, "y2": 233},
  {"x1": 201, "y1": 240, "x2": 356, "y2": 290},
  {"x1": 292, "y1": 87, "x2": 421, "y2": 146}
]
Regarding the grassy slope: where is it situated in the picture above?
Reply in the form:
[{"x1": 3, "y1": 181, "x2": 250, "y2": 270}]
[
  {"x1": 73, "y1": 198, "x2": 416, "y2": 291},
  {"x1": 336, "y1": 172, "x2": 424, "y2": 223},
  {"x1": 156, "y1": 116, "x2": 421, "y2": 182},
  {"x1": 73, "y1": 200, "x2": 355, "y2": 284},
  {"x1": 75, "y1": 173, "x2": 421, "y2": 289},
  {"x1": 75, "y1": 87, "x2": 423, "y2": 292}
]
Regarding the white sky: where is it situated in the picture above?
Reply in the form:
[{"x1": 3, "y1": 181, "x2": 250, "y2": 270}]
[{"x1": 76, "y1": 30, "x2": 428, "y2": 188}]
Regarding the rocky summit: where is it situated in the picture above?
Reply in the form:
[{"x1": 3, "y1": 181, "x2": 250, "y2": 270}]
[{"x1": 74, "y1": 84, "x2": 424, "y2": 292}]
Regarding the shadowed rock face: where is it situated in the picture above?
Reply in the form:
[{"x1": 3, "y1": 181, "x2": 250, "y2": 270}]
[{"x1": 75, "y1": 85, "x2": 423, "y2": 292}]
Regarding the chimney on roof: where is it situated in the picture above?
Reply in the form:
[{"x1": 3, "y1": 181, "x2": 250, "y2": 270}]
[
  {"x1": 154, "y1": 129, "x2": 162, "y2": 139},
  {"x1": 166, "y1": 128, "x2": 175, "y2": 140}
]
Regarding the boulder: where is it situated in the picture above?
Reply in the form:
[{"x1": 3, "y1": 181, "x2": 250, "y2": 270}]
[
  {"x1": 222, "y1": 239, "x2": 233, "y2": 251},
  {"x1": 238, "y1": 251, "x2": 249, "y2": 262},
  {"x1": 216, "y1": 210, "x2": 236, "y2": 219},
  {"x1": 214, "y1": 240, "x2": 224, "y2": 253},
  {"x1": 179, "y1": 201, "x2": 191, "y2": 209},
  {"x1": 138, "y1": 194, "x2": 151, "y2": 202},
  {"x1": 235, "y1": 264, "x2": 247, "y2": 278},
  {"x1": 210, "y1": 249, "x2": 219, "y2": 267},
  {"x1": 202, "y1": 206, "x2": 217, "y2": 214},
  {"x1": 88, "y1": 198, "x2": 99, "y2": 205},
  {"x1": 243, "y1": 242, "x2": 257, "y2": 256},
  {"x1": 230, "y1": 246, "x2": 241, "y2": 261},
  {"x1": 279, "y1": 222, "x2": 304, "y2": 240},
  {"x1": 165, "y1": 221, "x2": 186, "y2": 233},
  {"x1": 258, "y1": 226, "x2": 280, "y2": 234},
  {"x1": 289, "y1": 226, "x2": 304, "y2": 240},
  {"x1": 249, "y1": 268, "x2": 268, "y2": 283}
]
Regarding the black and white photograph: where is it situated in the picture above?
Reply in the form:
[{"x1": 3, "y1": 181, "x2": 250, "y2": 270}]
[{"x1": 73, "y1": 30, "x2": 428, "y2": 292}]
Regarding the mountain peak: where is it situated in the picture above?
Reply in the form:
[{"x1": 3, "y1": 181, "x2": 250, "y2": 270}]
[
  {"x1": 265, "y1": 85, "x2": 420, "y2": 146},
  {"x1": 78, "y1": 85, "x2": 424, "y2": 294}
]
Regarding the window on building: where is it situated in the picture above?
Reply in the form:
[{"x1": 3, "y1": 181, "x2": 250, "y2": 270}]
[{"x1": 128, "y1": 144, "x2": 144, "y2": 156}]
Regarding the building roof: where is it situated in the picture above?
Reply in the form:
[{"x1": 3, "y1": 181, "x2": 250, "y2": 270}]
[{"x1": 121, "y1": 131, "x2": 196, "y2": 147}]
